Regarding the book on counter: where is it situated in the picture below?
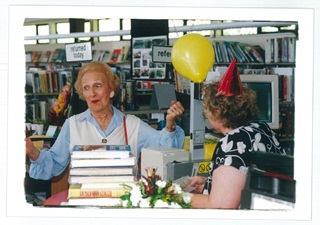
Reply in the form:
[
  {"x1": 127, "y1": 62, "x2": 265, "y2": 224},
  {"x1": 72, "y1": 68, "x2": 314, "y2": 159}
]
[
  {"x1": 69, "y1": 175, "x2": 135, "y2": 185},
  {"x1": 68, "y1": 184, "x2": 130, "y2": 198},
  {"x1": 69, "y1": 166, "x2": 134, "y2": 176},
  {"x1": 72, "y1": 145, "x2": 131, "y2": 159},
  {"x1": 70, "y1": 156, "x2": 136, "y2": 168},
  {"x1": 78, "y1": 182, "x2": 134, "y2": 189}
]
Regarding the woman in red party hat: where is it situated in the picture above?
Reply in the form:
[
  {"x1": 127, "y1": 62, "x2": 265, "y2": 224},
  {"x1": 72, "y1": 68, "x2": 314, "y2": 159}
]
[{"x1": 189, "y1": 59, "x2": 286, "y2": 209}]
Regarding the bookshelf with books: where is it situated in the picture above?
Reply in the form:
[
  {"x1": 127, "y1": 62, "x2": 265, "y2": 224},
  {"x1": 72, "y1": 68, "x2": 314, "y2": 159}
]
[
  {"x1": 214, "y1": 33, "x2": 296, "y2": 155},
  {"x1": 210, "y1": 32, "x2": 296, "y2": 67},
  {"x1": 173, "y1": 32, "x2": 296, "y2": 155},
  {"x1": 25, "y1": 66, "x2": 74, "y2": 131}
]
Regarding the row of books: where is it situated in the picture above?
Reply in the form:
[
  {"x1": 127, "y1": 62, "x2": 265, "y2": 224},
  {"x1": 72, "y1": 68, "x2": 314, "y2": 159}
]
[
  {"x1": 108, "y1": 45, "x2": 131, "y2": 64},
  {"x1": 25, "y1": 100, "x2": 50, "y2": 123},
  {"x1": 26, "y1": 68, "x2": 73, "y2": 94},
  {"x1": 213, "y1": 37, "x2": 296, "y2": 65},
  {"x1": 213, "y1": 41, "x2": 265, "y2": 64},
  {"x1": 26, "y1": 45, "x2": 131, "y2": 64},
  {"x1": 272, "y1": 67, "x2": 294, "y2": 102},
  {"x1": 276, "y1": 103, "x2": 294, "y2": 139},
  {"x1": 67, "y1": 145, "x2": 136, "y2": 206},
  {"x1": 265, "y1": 37, "x2": 296, "y2": 63},
  {"x1": 279, "y1": 74, "x2": 294, "y2": 102},
  {"x1": 26, "y1": 49, "x2": 66, "y2": 63}
]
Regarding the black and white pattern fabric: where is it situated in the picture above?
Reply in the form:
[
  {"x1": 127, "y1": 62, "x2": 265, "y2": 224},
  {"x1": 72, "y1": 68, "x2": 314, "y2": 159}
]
[{"x1": 202, "y1": 122, "x2": 286, "y2": 195}]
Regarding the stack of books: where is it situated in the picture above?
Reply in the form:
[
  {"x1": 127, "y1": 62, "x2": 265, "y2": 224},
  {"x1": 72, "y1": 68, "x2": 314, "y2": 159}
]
[{"x1": 67, "y1": 145, "x2": 136, "y2": 206}]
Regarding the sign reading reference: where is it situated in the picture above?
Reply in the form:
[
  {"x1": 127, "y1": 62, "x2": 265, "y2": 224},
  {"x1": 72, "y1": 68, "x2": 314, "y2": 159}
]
[
  {"x1": 152, "y1": 45, "x2": 172, "y2": 63},
  {"x1": 65, "y1": 42, "x2": 92, "y2": 62}
]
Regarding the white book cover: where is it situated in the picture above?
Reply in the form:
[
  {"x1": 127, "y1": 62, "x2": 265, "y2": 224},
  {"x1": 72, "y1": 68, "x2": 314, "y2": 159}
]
[
  {"x1": 71, "y1": 151, "x2": 131, "y2": 159},
  {"x1": 69, "y1": 167, "x2": 134, "y2": 176},
  {"x1": 80, "y1": 182, "x2": 135, "y2": 189},
  {"x1": 72, "y1": 145, "x2": 132, "y2": 159},
  {"x1": 70, "y1": 156, "x2": 136, "y2": 168},
  {"x1": 69, "y1": 175, "x2": 135, "y2": 184}
]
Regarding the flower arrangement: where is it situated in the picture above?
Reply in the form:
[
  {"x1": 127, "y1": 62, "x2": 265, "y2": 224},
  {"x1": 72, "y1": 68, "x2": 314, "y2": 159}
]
[
  {"x1": 120, "y1": 167, "x2": 192, "y2": 208},
  {"x1": 47, "y1": 82, "x2": 71, "y2": 126}
]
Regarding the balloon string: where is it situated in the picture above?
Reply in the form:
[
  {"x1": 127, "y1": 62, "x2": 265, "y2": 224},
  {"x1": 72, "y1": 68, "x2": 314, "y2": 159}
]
[{"x1": 170, "y1": 19, "x2": 181, "y2": 39}]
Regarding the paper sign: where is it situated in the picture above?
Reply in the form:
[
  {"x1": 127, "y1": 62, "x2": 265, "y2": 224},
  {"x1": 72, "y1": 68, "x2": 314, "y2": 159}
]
[
  {"x1": 152, "y1": 45, "x2": 172, "y2": 63},
  {"x1": 65, "y1": 42, "x2": 92, "y2": 62}
]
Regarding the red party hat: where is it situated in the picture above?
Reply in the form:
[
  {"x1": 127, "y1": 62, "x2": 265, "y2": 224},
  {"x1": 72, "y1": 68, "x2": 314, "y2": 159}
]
[{"x1": 217, "y1": 58, "x2": 243, "y2": 96}]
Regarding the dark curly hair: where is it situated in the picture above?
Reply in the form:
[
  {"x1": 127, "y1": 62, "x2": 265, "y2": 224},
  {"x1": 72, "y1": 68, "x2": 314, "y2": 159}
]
[
  {"x1": 201, "y1": 82, "x2": 259, "y2": 129},
  {"x1": 74, "y1": 61, "x2": 120, "y2": 99}
]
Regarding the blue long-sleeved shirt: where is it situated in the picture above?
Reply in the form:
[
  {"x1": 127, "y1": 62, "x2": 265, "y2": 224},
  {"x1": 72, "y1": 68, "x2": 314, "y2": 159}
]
[{"x1": 29, "y1": 106, "x2": 185, "y2": 180}]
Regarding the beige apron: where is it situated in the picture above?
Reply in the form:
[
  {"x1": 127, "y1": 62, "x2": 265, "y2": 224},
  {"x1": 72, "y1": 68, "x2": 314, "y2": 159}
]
[{"x1": 69, "y1": 114, "x2": 140, "y2": 158}]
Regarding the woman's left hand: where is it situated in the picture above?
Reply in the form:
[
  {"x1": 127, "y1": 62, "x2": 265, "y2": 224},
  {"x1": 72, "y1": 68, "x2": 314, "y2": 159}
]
[{"x1": 165, "y1": 101, "x2": 184, "y2": 131}]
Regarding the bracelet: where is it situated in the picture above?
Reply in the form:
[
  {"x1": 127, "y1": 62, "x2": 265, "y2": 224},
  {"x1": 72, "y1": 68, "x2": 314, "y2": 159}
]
[{"x1": 166, "y1": 123, "x2": 176, "y2": 132}]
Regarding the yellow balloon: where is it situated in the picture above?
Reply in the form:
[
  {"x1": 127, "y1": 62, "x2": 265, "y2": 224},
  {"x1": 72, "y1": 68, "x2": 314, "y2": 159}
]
[{"x1": 171, "y1": 33, "x2": 215, "y2": 83}]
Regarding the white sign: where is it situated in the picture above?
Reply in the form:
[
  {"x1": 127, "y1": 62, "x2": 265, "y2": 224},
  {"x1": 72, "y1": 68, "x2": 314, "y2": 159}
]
[
  {"x1": 65, "y1": 42, "x2": 92, "y2": 62},
  {"x1": 152, "y1": 45, "x2": 172, "y2": 63}
]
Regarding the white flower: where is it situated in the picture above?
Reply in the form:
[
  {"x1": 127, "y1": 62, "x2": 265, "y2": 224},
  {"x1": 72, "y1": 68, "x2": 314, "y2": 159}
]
[
  {"x1": 182, "y1": 193, "x2": 192, "y2": 204},
  {"x1": 130, "y1": 185, "x2": 142, "y2": 207},
  {"x1": 140, "y1": 177, "x2": 148, "y2": 186},
  {"x1": 154, "y1": 200, "x2": 170, "y2": 208},
  {"x1": 121, "y1": 200, "x2": 128, "y2": 207},
  {"x1": 154, "y1": 200, "x2": 182, "y2": 208},
  {"x1": 237, "y1": 141, "x2": 246, "y2": 154},
  {"x1": 139, "y1": 198, "x2": 150, "y2": 208},
  {"x1": 174, "y1": 183, "x2": 182, "y2": 194},
  {"x1": 169, "y1": 202, "x2": 182, "y2": 208},
  {"x1": 156, "y1": 180, "x2": 166, "y2": 188}
]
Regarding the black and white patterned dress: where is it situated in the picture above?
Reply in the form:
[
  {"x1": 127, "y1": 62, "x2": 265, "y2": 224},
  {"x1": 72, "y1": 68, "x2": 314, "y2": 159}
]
[{"x1": 202, "y1": 122, "x2": 286, "y2": 195}]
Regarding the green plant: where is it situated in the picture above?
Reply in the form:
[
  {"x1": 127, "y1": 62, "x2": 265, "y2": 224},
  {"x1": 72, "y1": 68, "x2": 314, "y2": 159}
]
[{"x1": 120, "y1": 167, "x2": 191, "y2": 208}]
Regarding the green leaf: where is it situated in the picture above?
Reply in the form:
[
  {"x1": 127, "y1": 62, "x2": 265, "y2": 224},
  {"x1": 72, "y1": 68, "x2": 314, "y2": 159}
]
[{"x1": 120, "y1": 194, "x2": 130, "y2": 201}]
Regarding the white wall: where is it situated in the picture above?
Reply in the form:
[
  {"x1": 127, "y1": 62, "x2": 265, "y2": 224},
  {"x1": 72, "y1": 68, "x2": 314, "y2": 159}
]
[{"x1": 1, "y1": 1, "x2": 320, "y2": 225}]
